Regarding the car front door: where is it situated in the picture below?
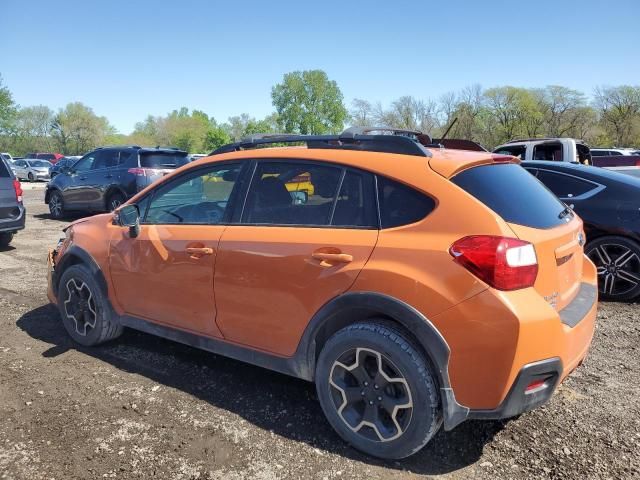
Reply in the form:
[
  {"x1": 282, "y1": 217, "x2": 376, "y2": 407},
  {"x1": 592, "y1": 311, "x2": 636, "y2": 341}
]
[
  {"x1": 108, "y1": 161, "x2": 245, "y2": 337},
  {"x1": 213, "y1": 160, "x2": 379, "y2": 356},
  {"x1": 62, "y1": 151, "x2": 99, "y2": 208}
]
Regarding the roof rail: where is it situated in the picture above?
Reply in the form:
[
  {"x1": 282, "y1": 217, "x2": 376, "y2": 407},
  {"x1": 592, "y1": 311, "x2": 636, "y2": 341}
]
[
  {"x1": 96, "y1": 144, "x2": 142, "y2": 149},
  {"x1": 211, "y1": 127, "x2": 432, "y2": 157}
]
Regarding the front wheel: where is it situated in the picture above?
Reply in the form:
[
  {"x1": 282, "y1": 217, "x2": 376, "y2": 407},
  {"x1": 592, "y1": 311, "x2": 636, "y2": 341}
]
[
  {"x1": 586, "y1": 236, "x2": 640, "y2": 301},
  {"x1": 48, "y1": 191, "x2": 65, "y2": 219},
  {"x1": 315, "y1": 321, "x2": 441, "y2": 459},
  {"x1": 28, "y1": 172, "x2": 35, "y2": 182},
  {"x1": 57, "y1": 264, "x2": 123, "y2": 346},
  {"x1": 107, "y1": 192, "x2": 125, "y2": 212}
]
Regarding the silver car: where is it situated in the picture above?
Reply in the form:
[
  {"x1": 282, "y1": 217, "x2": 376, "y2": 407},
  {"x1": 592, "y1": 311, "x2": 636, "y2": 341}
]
[{"x1": 12, "y1": 159, "x2": 52, "y2": 182}]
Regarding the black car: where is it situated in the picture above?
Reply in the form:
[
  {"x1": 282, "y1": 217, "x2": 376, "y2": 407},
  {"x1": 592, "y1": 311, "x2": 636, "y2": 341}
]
[
  {"x1": 0, "y1": 156, "x2": 25, "y2": 248},
  {"x1": 523, "y1": 160, "x2": 640, "y2": 300},
  {"x1": 45, "y1": 146, "x2": 189, "y2": 219}
]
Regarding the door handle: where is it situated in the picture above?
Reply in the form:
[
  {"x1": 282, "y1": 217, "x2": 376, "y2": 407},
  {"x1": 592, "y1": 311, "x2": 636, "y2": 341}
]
[
  {"x1": 186, "y1": 247, "x2": 214, "y2": 257},
  {"x1": 105, "y1": 174, "x2": 113, "y2": 179},
  {"x1": 312, "y1": 251, "x2": 353, "y2": 266}
]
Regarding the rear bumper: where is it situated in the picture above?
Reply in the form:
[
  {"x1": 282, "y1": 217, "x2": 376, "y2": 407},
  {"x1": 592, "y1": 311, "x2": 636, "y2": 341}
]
[
  {"x1": 436, "y1": 257, "x2": 598, "y2": 429},
  {"x1": 0, "y1": 205, "x2": 25, "y2": 233},
  {"x1": 466, "y1": 357, "x2": 562, "y2": 421}
]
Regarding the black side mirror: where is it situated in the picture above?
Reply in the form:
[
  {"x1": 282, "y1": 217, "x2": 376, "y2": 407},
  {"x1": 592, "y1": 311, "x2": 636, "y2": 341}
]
[{"x1": 116, "y1": 204, "x2": 140, "y2": 238}]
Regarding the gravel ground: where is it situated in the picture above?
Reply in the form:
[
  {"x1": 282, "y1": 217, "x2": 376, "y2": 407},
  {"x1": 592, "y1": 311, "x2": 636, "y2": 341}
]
[{"x1": 0, "y1": 188, "x2": 639, "y2": 480}]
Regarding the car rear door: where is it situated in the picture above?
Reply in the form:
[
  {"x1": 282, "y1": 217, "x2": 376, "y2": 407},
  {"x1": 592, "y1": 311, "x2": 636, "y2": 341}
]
[
  {"x1": 213, "y1": 160, "x2": 378, "y2": 356},
  {"x1": 109, "y1": 161, "x2": 246, "y2": 337}
]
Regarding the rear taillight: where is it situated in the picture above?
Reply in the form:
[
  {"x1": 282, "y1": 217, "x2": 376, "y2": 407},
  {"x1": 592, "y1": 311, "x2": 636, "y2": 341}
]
[
  {"x1": 13, "y1": 179, "x2": 23, "y2": 203},
  {"x1": 128, "y1": 167, "x2": 148, "y2": 176},
  {"x1": 450, "y1": 235, "x2": 538, "y2": 290}
]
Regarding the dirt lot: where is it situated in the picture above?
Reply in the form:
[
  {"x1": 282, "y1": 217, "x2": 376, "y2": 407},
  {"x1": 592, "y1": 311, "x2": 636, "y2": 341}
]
[{"x1": 0, "y1": 188, "x2": 639, "y2": 480}]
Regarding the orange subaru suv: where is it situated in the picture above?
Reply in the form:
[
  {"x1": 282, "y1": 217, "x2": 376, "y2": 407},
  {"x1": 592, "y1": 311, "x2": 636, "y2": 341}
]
[{"x1": 47, "y1": 128, "x2": 597, "y2": 459}]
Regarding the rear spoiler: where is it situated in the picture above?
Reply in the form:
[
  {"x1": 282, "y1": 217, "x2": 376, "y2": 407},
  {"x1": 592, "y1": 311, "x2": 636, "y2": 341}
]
[{"x1": 431, "y1": 139, "x2": 488, "y2": 152}]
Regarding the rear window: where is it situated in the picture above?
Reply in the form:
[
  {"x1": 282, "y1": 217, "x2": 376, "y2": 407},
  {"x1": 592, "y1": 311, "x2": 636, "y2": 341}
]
[
  {"x1": 452, "y1": 163, "x2": 567, "y2": 229},
  {"x1": 140, "y1": 153, "x2": 189, "y2": 169},
  {"x1": 0, "y1": 160, "x2": 10, "y2": 178}
]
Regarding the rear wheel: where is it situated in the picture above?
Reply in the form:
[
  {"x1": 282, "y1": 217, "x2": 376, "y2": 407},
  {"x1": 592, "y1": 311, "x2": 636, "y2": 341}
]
[
  {"x1": 48, "y1": 191, "x2": 65, "y2": 219},
  {"x1": 0, "y1": 232, "x2": 13, "y2": 248},
  {"x1": 586, "y1": 235, "x2": 640, "y2": 301},
  {"x1": 107, "y1": 191, "x2": 125, "y2": 212},
  {"x1": 315, "y1": 320, "x2": 441, "y2": 459},
  {"x1": 57, "y1": 264, "x2": 123, "y2": 346}
]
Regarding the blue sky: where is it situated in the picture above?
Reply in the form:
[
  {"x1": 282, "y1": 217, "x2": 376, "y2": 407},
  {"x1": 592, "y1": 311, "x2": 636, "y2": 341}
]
[{"x1": 1, "y1": 0, "x2": 638, "y2": 134}]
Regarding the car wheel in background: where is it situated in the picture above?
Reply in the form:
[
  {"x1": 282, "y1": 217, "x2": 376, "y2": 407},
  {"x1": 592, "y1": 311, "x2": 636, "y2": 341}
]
[
  {"x1": 0, "y1": 232, "x2": 13, "y2": 248},
  {"x1": 107, "y1": 192, "x2": 125, "y2": 212},
  {"x1": 28, "y1": 172, "x2": 35, "y2": 182},
  {"x1": 48, "y1": 191, "x2": 65, "y2": 219},
  {"x1": 586, "y1": 235, "x2": 640, "y2": 301},
  {"x1": 57, "y1": 264, "x2": 123, "y2": 346},
  {"x1": 315, "y1": 320, "x2": 442, "y2": 459}
]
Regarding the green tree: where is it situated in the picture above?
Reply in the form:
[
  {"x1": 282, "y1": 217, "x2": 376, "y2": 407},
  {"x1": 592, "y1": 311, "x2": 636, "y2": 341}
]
[
  {"x1": 271, "y1": 70, "x2": 347, "y2": 134},
  {"x1": 51, "y1": 102, "x2": 115, "y2": 154},
  {"x1": 594, "y1": 85, "x2": 640, "y2": 146},
  {"x1": 203, "y1": 125, "x2": 231, "y2": 151},
  {"x1": 0, "y1": 75, "x2": 18, "y2": 139}
]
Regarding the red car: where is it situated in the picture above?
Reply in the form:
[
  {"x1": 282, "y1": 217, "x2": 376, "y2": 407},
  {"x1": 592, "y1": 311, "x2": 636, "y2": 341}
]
[{"x1": 26, "y1": 152, "x2": 64, "y2": 165}]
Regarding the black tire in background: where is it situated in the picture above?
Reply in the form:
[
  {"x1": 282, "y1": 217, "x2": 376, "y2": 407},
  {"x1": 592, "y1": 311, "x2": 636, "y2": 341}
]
[
  {"x1": 28, "y1": 172, "x2": 34, "y2": 182},
  {"x1": 0, "y1": 232, "x2": 13, "y2": 248},
  {"x1": 48, "y1": 191, "x2": 65, "y2": 219},
  {"x1": 56, "y1": 264, "x2": 123, "y2": 346},
  {"x1": 315, "y1": 320, "x2": 441, "y2": 459},
  {"x1": 107, "y1": 191, "x2": 126, "y2": 212},
  {"x1": 586, "y1": 235, "x2": 640, "y2": 301}
]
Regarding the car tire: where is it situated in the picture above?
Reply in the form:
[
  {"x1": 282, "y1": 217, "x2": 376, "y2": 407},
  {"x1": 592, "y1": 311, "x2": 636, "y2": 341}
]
[
  {"x1": 586, "y1": 235, "x2": 640, "y2": 301},
  {"x1": 57, "y1": 264, "x2": 123, "y2": 346},
  {"x1": 48, "y1": 191, "x2": 65, "y2": 219},
  {"x1": 28, "y1": 172, "x2": 35, "y2": 182},
  {"x1": 0, "y1": 232, "x2": 13, "y2": 248},
  {"x1": 107, "y1": 191, "x2": 125, "y2": 212},
  {"x1": 315, "y1": 320, "x2": 442, "y2": 459}
]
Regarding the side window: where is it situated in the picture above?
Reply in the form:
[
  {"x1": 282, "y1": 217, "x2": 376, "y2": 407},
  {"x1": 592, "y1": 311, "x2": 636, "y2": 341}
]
[
  {"x1": 377, "y1": 176, "x2": 435, "y2": 228},
  {"x1": 536, "y1": 170, "x2": 598, "y2": 198},
  {"x1": 332, "y1": 170, "x2": 377, "y2": 228},
  {"x1": 494, "y1": 146, "x2": 526, "y2": 159},
  {"x1": 118, "y1": 150, "x2": 136, "y2": 167},
  {"x1": 144, "y1": 163, "x2": 242, "y2": 225},
  {"x1": 533, "y1": 143, "x2": 563, "y2": 161},
  {"x1": 74, "y1": 152, "x2": 98, "y2": 172},
  {"x1": 242, "y1": 161, "x2": 342, "y2": 226},
  {"x1": 101, "y1": 150, "x2": 121, "y2": 169}
]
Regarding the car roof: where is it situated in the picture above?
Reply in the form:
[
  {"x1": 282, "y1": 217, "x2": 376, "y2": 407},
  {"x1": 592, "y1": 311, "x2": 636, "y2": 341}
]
[{"x1": 522, "y1": 160, "x2": 640, "y2": 188}]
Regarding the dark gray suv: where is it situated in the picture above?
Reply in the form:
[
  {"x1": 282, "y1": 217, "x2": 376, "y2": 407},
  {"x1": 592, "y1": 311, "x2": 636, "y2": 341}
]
[
  {"x1": 0, "y1": 156, "x2": 25, "y2": 248},
  {"x1": 45, "y1": 146, "x2": 189, "y2": 219}
]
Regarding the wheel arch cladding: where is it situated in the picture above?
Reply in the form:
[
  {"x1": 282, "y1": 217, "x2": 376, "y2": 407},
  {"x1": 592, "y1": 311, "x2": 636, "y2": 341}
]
[
  {"x1": 54, "y1": 246, "x2": 109, "y2": 299},
  {"x1": 297, "y1": 291, "x2": 469, "y2": 429}
]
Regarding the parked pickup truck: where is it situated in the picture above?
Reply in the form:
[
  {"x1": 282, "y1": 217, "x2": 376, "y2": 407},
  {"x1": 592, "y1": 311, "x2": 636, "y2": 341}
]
[
  {"x1": 493, "y1": 138, "x2": 592, "y2": 164},
  {"x1": 493, "y1": 138, "x2": 640, "y2": 176}
]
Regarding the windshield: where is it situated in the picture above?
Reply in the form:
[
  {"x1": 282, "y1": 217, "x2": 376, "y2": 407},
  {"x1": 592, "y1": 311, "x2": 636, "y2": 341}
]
[
  {"x1": 29, "y1": 160, "x2": 51, "y2": 168},
  {"x1": 140, "y1": 152, "x2": 189, "y2": 169}
]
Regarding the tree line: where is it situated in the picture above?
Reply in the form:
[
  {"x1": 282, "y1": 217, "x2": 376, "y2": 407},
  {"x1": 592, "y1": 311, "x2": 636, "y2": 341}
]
[{"x1": 0, "y1": 70, "x2": 639, "y2": 156}]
